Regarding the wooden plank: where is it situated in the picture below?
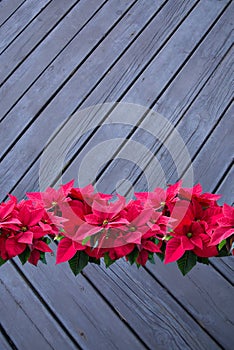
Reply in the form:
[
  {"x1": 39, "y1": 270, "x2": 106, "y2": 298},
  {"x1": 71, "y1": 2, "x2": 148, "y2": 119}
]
[
  {"x1": 0, "y1": 330, "x2": 13, "y2": 350},
  {"x1": 184, "y1": 104, "x2": 233, "y2": 195},
  {"x1": 184, "y1": 106, "x2": 234, "y2": 285},
  {"x1": 83, "y1": 261, "x2": 220, "y2": 349},
  {"x1": 146, "y1": 259, "x2": 233, "y2": 350},
  {"x1": 12, "y1": 247, "x2": 144, "y2": 350},
  {"x1": 55, "y1": 7, "x2": 233, "y2": 349},
  {"x1": 216, "y1": 165, "x2": 234, "y2": 206},
  {"x1": 131, "y1": 49, "x2": 233, "y2": 193},
  {"x1": 1, "y1": 0, "x2": 219, "y2": 199},
  {"x1": 0, "y1": 0, "x2": 51, "y2": 53},
  {"x1": 0, "y1": 262, "x2": 79, "y2": 350},
  {"x1": 0, "y1": 0, "x2": 108, "y2": 118},
  {"x1": 0, "y1": 0, "x2": 173, "y2": 195},
  {"x1": 62, "y1": 1, "x2": 233, "y2": 193},
  {"x1": 0, "y1": 0, "x2": 25, "y2": 26},
  {"x1": 210, "y1": 256, "x2": 234, "y2": 286},
  {"x1": 0, "y1": 0, "x2": 79, "y2": 84},
  {"x1": 0, "y1": 0, "x2": 164, "y2": 152}
]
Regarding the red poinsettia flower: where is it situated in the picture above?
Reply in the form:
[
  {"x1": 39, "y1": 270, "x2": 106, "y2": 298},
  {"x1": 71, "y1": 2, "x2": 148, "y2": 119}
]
[
  {"x1": 164, "y1": 218, "x2": 217, "y2": 264},
  {"x1": 209, "y1": 204, "x2": 234, "y2": 246},
  {"x1": 122, "y1": 200, "x2": 153, "y2": 244},
  {"x1": 135, "y1": 180, "x2": 182, "y2": 214},
  {"x1": 72, "y1": 195, "x2": 129, "y2": 243},
  {"x1": 28, "y1": 240, "x2": 53, "y2": 266},
  {"x1": 0, "y1": 196, "x2": 21, "y2": 230},
  {"x1": 136, "y1": 239, "x2": 162, "y2": 265},
  {"x1": 179, "y1": 183, "x2": 221, "y2": 207},
  {"x1": 56, "y1": 237, "x2": 86, "y2": 264},
  {"x1": 27, "y1": 180, "x2": 74, "y2": 211}
]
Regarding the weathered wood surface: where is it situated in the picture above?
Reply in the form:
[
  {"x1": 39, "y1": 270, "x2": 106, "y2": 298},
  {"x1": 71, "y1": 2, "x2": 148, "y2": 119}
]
[
  {"x1": 0, "y1": 1, "x2": 233, "y2": 349},
  {"x1": 0, "y1": 0, "x2": 25, "y2": 26}
]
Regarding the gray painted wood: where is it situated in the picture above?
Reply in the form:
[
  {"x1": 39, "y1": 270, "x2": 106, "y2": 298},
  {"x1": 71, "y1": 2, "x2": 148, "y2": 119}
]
[
  {"x1": 0, "y1": 0, "x2": 108, "y2": 118},
  {"x1": 216, "y1": 165, "x2": 234, "y2": 206},
  {"x1": 0, "y1": 0, "x2": 52, "y2": 53},
  {"x1": 0, "y1": 0, "x2": 25, "y2": 26},
  {"x1": 66, "y1": 1, "x2": 233, "y2": 195},
  {"x1": 0, "y1": 0, "x2": 233, "y2": 349},
  {"x1": 0, "y1": 262, "x2": 79, "y2": 350},
  {"x1": 0, "y1": 0, "x2": 164, "y2": 156},
  {"x1": 1, "y1": 0, "x2": 214, "y2": 199},
  {"x1": 0, "y1": 331, "x2": 13, "y2": 350},
  {"x1": 0, "y1": 0, "x2": 79, "y2": 84},
  {"x1": 83, "y1": 260, "x2": 220, "y2": 349},
  {"x1": 13, "y1": 247, "x2": 144, "y2": 350}
]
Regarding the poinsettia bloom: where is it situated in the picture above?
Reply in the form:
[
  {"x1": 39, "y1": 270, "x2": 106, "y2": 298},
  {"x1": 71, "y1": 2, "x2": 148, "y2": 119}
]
[
  {"x1": 172, "y1": 199, "x2": 222, "y2": 234},
  {"x1": 69, "y1": 184, "x2": 112, "y2": 212},
  {"x1": 136, "y1": 239, "x2": 162, "y2": 265},
  {"x1": 0, "y1": 196, "x2": 21, "y2": 230},
  {"x1": 27, "y1": 240, "x2": 53, "y2": 266},
  {"x1": 209, "y1": 204, "x2": 234, "y2": 246},
  {"x1": 164, "y1": 219, "x2": 216, "y2": 264},
  {"x1": 56, "y1": 237, "x2": 86, "y2": 264},
  {"x1": 135, "y1": 180, "x2": 182, "y2": 214},
  {"x1": 122, "y1": 201, "x2": 153, "y2": 244},
  {"x1": 147, "y1": 211, "x2": 173, "y2": 239},
  {"x1": 15, "y1": 201, "x2": 46, "y2": 245},
  {"x1": 73, "y1": 196, "x2": 129, "y2": 243},
  {"x1": 2, "y1": 233, "x2": 27, "y2": 259},
  {"x1": 109, "y1": 243, "x2": 135, "y2": 260},
  {"x1": 39, "y1": 211, "x2": 67, "y2": 236},
  {"x1": 179, "y1": 183, "x2": 221, "y2": 207},
  {"x1": 27, "y1": 180, "x2": 74, "y2": 211}
]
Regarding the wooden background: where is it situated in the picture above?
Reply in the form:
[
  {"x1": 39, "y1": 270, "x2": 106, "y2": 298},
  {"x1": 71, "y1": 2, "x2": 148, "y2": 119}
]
[{"x1": 0, "y1": 1, "x2": 233, "y2": 349}]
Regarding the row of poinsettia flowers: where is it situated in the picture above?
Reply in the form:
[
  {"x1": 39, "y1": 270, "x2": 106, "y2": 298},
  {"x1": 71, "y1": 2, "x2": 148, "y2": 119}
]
[{"x1": 0, "y1": 180, "x2": 233, "y2": 275}]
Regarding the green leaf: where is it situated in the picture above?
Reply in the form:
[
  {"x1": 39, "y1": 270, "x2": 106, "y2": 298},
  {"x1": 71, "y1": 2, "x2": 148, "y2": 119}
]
[
  {"x1": 89, "y1": 257, "x2": 100, "y2": 265},
  {"x1": 177, "y1": 251, "x2": 197, "y2": 276},
  {"x1": 148, "y1": 252, "x2": 155, "y2": 264},
  {"x1": 0, "y1": 257, "x2": 7, "y2": 267},
  {"x1": 18, "y1": 247, "x2": 31, "y2": 265},
  {"x1": 69, "y1": 251, "x2": 89, "y2": 276},
  {"x1": 40, "y1": 252, "x2": 47, "y2": 264},
  {"x1": 156, "y1": 252, "x2": 164, "y2": 262},
  {"x1": 43, "y1": 237, "x2": 51, "y2": 245},
  {"x1": 82, "y1": 236, "x2": 91, "y2": 245},
  {"x1": 104, "y1": 253, "x2": 115, "y2": 268},
  {"x1": 218, "y1": 239, "x2": 226, "y2": 251},
  {"x1": 197, "y1": 257, "x2": 209, "y2": 265},
  {"x1": 127, "y1": 248, "x2": 139, "y2": 265},
  {"x1": 54, "y1": 234, "x2": 64, "y2": 242}
]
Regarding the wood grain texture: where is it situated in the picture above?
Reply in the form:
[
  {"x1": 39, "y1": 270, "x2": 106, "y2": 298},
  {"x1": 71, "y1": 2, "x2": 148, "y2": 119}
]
[
  {"x1": 0, "y1": 262, "x2": 79, "y2": 350},
  {"x1": 83, "y1": 260, "x2": 220, "y2": 350},
  {"x1": 216, "y1": 165, "x2": 234, "y2": 206},
  {"x1": 0, "y1": 0, "x2": 233, "y2": 348},
  {"x1": 1, "y1": 0, "x2": 206, "y2": 199},
  {"x1": 132, "y1": 47, "x2": 233, "y2": 193},
  {"x1": 13, "y1": 246, "x2": 144, "y2": 350},
  {"x1": 0, "y1": 0, "x2": 164, "y2": 157},
  {"x1": 0, "y1": 0, "x2": 52, "y2": 53},
  {"x1": 0, "y1": 0, "x2": 108, "y2": 118},
  {"x1": 0, "y1": 0, "x2": 25, "y2": 26},
  {"x1": 0, "y1": 0, "x2": 79, "y2": 84},
  {"x1": 146, "y1": 259, "x2": 234, "y2": 350},
  {"x1": 75, "y1": 2, "x2": 233, "y2": 195},
  {"x1": 0, "y1": 330, "x2": 13, "y2": 350}
]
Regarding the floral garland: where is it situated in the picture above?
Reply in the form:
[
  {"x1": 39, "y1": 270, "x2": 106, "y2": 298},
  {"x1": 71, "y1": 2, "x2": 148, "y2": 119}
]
[{"x1": 0, "y1": 180, "x2": 233, "y2": 276}]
